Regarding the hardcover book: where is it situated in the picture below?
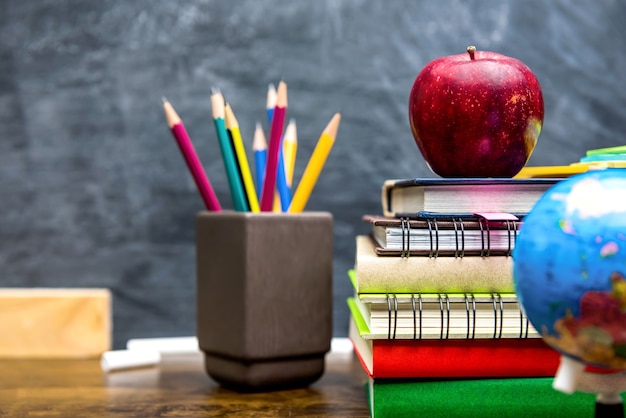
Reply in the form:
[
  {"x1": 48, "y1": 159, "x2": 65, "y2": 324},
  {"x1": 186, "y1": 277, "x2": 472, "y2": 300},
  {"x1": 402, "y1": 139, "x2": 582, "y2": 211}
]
[
  {"x1": 348, "y1": 309, "x2": 560, "y2": 379},
  {"x1": 381, "y1": 177, "x2": 561, "y2": 218},
  {"x1": 366, "y1": 376, "x2": 600, "y2": 418}
]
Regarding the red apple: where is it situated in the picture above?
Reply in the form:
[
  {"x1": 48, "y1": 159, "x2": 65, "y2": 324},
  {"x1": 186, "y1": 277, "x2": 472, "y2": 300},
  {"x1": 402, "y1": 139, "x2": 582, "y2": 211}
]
[{"x1": 408, "y1": 46, "x2": 544, "y2": 178}]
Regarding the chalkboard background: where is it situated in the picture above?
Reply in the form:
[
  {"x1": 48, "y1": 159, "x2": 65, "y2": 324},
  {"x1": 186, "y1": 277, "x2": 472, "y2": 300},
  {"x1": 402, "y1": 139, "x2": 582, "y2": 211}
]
[{"x1": 1, "y1": 0, "x2": 625, "y2": 348}]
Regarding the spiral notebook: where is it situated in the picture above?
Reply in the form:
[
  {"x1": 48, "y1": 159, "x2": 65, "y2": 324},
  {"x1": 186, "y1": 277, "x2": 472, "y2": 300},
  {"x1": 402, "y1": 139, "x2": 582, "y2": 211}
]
[
  {"x1": 349, "y1": 292, "x2": 539, "y2": 340},
  {"x1": 363, "y1": 213, "x2": 521, "y2": 257},
  {"x1": 352, "y1": 237, "x2": 515, "y2": 295}
]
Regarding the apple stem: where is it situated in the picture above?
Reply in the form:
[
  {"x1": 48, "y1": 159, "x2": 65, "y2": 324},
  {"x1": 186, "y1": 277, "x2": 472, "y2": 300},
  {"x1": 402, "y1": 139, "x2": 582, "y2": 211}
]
[{"x1": 467, "y1": 45, "x2": 476, "y2": 60}]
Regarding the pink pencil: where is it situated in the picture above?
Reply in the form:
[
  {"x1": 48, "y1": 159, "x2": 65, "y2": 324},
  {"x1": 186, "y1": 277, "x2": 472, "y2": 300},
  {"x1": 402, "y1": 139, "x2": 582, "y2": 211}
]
[
  {"x1": 162, "y1": 98, "x2": 222, "y2": 211},
  {"x1": 260, "y1": 81, "x2": 288, "y2": 211}
]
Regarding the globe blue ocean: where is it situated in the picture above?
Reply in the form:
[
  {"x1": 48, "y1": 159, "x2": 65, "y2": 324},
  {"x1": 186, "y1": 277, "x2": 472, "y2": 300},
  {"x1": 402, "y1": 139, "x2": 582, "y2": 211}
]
[{"x1": 513, "y1": 169, "x2": 626, "y2": 369}]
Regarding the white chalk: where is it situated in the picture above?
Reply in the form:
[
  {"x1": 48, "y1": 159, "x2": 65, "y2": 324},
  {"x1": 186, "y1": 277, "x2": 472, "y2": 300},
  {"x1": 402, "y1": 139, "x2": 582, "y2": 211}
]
[
  {"x1": 331, "y1": 337, "x2": 354, "y2": 354},
  {"x1": 100, "y1": 349, "x2": 161, "y2": 373},
  {"x1": 126, "y1": 336, "x2": 199, "y2": 354}
]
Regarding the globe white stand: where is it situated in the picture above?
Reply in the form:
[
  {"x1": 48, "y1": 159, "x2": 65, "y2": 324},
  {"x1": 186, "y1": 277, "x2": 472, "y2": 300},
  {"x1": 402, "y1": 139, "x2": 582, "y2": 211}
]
[{"x1": 554, "y1": 355, "x2": 625, "y2": 417}]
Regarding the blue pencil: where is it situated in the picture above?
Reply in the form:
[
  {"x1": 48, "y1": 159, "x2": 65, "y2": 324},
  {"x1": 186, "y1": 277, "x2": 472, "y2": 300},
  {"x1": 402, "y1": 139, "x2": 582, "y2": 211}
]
[
  {"x1": 266, "y1": 83, "x2": 276, "y2": 125},
  {"x1": 252, "y1": 122, "x2": 267, "y2": 195},
  {"x1": 276, "y1": 144, "x2": 291, "y2": 211}
]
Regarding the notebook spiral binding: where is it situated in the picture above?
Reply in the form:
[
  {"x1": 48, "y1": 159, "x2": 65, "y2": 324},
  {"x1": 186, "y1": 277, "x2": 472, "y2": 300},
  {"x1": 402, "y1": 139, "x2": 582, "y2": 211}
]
[
  {"x1": 384, "y1": 292, "x2": 531, "y2": 340},
  {"x1": 399, "y1": 216, "x2": 519, "y2": 258}
]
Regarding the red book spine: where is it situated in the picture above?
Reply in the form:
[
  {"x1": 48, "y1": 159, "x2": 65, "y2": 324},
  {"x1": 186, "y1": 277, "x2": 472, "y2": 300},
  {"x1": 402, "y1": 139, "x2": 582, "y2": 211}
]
[{"x1": 356, "y1": 338, "x2": 561, "y2": 379}]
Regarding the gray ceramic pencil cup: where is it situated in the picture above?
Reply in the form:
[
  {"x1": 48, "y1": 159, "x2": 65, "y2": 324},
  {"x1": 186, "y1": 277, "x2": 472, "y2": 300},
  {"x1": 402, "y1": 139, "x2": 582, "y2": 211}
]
[{"x1": 196, "y1": 211, "x2": 333, "y2": 391}]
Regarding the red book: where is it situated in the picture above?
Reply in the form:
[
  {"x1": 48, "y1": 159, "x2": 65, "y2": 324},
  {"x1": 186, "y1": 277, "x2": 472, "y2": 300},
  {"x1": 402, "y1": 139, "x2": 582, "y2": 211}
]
[{"x1": 349, "y1": 302, "x2": 561, "y2": 379}]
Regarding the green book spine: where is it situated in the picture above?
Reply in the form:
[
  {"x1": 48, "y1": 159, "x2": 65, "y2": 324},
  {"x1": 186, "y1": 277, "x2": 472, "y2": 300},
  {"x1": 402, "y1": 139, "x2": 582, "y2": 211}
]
[
  {"x1": 586, "y1": 144, "x2": 626, "y2": 156},
  {"x1": 580, "y1": 153, "x2": 626, "y2": 162},
  {"x1": 366, "y1": 376, "x2": 612, "y2": 418}
]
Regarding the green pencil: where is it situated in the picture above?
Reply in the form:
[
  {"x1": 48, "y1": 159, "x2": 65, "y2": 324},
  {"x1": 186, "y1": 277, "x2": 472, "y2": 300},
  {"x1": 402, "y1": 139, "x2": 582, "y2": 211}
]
[{"x1": 210, "y1": 88, "x2": 249, "y2": 212}]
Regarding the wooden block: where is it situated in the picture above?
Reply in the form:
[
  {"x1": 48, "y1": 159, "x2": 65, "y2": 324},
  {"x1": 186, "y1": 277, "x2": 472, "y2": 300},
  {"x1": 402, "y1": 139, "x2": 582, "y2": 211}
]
[{"x1": 0, "y1": 288, "x2": 111, "y2": 358}]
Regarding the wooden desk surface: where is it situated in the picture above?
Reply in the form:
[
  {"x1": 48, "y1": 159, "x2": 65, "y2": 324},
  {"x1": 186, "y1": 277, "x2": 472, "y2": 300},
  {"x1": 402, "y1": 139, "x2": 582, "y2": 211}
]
[{"x1": 0, "y1": 351, "x2": 370, "y2": 417}]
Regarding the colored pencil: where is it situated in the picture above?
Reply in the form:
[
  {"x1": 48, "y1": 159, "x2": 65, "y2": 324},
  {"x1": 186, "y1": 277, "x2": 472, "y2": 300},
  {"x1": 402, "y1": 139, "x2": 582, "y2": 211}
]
[
  {"x1": 161, "y1": 98, "x2": 221, "y2": 212},
  {"x1": 289, "y1": 113, "x2": 341, "y2": 213},
  {"x1": 266, "y1": 83, "x2": 277, "y2": 123},
  {"x1": 283, "y1": 118, "x2": 298, "y2": 187},
  {"x1": 267, "y1": 83, "x2": 280, "y2": 211},
  {"x1": 227, "y1": 129, "x2": 250, "y2": 211},
  {"x1": 252, "y1": 122, "x2": 267, "y2": 196},
  {"x1": 267, "y1": 82, "x2": 290, "y2": 212},
  {"x1": 210, "y1": 89, "x2": 249, "y2": 212},
  {"x1": 260, "y1": 81, "x2": 287, "y2": 211},
  {"x1": 275, "y1": 144, "x2": 292, "y2": 211},
  {"x1": 225, "y1": 103, "x2": 260, "y2": 212}
]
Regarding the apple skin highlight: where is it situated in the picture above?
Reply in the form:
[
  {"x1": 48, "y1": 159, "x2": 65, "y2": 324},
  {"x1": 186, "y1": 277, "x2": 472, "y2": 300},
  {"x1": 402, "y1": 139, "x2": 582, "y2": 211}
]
[{"x1": 409, "y1": 46, "x2": 544, "y2": 178}]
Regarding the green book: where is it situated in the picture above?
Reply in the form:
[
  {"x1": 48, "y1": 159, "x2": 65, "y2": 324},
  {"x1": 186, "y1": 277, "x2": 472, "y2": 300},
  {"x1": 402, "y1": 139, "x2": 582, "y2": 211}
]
[
  {"x1": 366, "y1": 376, "x2": 611, "y2": 417},
  {"x1": 579, "y1": 153, "x2": 626, "y2": 163},
  {"x1": 586, "y1": 144, "x2": 626, "y2": 156}
]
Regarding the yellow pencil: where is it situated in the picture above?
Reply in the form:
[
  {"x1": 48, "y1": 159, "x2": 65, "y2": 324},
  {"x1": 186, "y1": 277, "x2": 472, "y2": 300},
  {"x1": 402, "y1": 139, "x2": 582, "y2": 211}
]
[
  {"x1": 224, "y1": 103, "x2": 260, "y2": 212},
  {"x1": 289, "y1": 113, "x2": 341, "y2": 213},
  {"x1": 283, "y1": 118, "x2": 298, "y2": 187}
]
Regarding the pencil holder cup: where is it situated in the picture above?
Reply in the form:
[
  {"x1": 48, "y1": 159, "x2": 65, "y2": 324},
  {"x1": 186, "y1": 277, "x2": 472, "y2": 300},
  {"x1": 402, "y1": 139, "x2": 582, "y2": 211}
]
[{"x1": 196, "y1": 211, "x2": 333, "y2": 391}]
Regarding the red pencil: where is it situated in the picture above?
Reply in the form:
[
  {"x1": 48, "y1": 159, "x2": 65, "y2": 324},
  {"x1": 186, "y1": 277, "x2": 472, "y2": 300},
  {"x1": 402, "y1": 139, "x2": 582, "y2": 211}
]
[
  {"x1": 260, "y1": 81, "x2": 287, "y2": 211},
  {"x1": 162, "y1": 98, "x2": 222, "y2": 211}
]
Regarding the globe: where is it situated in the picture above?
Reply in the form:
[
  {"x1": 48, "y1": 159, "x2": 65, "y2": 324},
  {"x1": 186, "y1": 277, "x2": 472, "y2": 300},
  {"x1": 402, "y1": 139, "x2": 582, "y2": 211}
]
[{"x1": 513, "y1": 169, "x2": 626, "y2": 370}]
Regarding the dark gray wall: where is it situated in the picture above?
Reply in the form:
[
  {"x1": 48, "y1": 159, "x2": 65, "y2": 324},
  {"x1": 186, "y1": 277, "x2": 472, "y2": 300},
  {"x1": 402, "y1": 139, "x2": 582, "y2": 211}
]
[{"x1": 1, "y1": 0, "x2": 625, "y2": 348}]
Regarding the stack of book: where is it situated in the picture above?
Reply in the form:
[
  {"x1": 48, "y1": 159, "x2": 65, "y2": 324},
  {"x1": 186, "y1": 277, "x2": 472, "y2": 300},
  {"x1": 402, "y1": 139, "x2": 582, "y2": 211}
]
[{"x1": 348, "y1": 177, "x2": 599, "y2": 417}]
